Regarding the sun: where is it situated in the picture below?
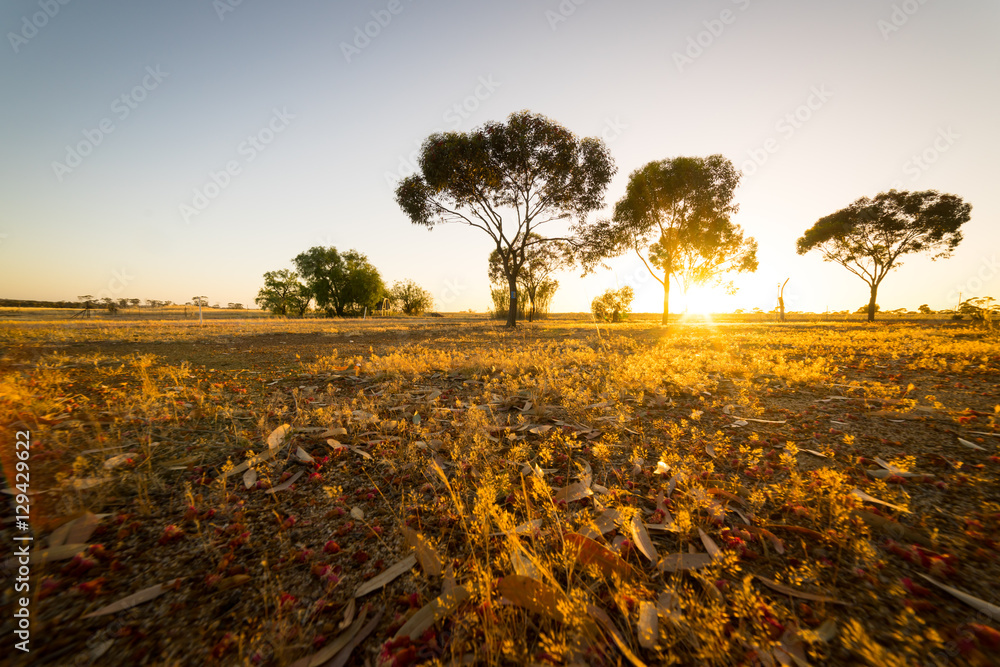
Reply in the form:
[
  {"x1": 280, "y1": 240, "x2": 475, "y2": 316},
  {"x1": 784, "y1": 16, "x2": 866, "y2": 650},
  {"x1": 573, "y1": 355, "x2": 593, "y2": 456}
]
[{"x1": 681, "y1": 285, "x2": 729, "y2": 316}]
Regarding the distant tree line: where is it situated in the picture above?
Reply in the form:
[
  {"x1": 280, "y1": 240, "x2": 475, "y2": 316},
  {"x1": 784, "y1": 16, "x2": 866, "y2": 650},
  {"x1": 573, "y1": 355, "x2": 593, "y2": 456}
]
[{"x1": 255, "y1": 246, "x2": 434, "y2": 318}]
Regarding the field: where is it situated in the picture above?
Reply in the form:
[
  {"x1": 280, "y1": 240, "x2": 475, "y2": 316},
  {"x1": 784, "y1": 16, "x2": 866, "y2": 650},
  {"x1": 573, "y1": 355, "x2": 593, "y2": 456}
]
[{"x1": 2, "y1": 315, "x2": 999, "y2": 666}]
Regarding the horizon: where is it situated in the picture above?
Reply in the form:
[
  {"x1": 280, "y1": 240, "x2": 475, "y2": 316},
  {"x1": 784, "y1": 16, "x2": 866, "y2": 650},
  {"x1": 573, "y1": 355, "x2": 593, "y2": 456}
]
[{"x1": 2, "y1": 1, "x2": 998, "y2": 315}]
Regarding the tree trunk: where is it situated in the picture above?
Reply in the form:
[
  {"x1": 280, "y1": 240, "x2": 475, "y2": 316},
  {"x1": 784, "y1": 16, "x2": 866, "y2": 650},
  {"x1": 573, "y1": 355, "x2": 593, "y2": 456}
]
[
  {"x1": 867, "y1": 284, "x2": 878, "y2": 323},
  {"x1": 778, "y1": 297, "x2": 785, "y2": 322},
  {"x1": 506, "y1": 274, "x2": 518, "y2": 328},
  {"x1": 661, "y1": 281, "x2": 670, "y2": 325}
]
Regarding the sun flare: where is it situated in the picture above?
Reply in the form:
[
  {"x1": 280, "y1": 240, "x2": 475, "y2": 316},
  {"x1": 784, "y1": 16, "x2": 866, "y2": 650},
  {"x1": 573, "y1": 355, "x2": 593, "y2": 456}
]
[{"x1": 681, "y1": 285, "x2": 729, "y2": 316}]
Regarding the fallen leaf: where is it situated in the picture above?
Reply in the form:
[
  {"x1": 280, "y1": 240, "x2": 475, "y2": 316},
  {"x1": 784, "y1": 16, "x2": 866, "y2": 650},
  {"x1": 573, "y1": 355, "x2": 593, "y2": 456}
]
[
  {"x1": 510, "y1": 546, "x2": 541, "y2": 579},
  {"x1": 699, "y1": 528, "x2": 721, "y2": 560},
  {"x1": 103, "y1": 452, "x2": 137, "y2": 469},
  {"x1": 587, "y1": 604, "x2": 647, "y2": 667},
  {"x1": 290, "y1": 603, "x2": 370, "y2": 667},
  {"x1": 743, "y1": 526, "x2": 785, "y2": 554},
  {"x1": 69, "y1": 477, "x2": 110, "y2": 490},
  {"x1": 350, "y1": 447, "x2": 372, "y2": 460},
  {"x1": 850, "y1": 489, "x2": 908, "y2": 513},
  {"x1": 755, "y1": 577, "x2": 848, "y2": 605},
  {"x1": 337, "y1": 599, "x2": 356, "y2": 631},
  {"x1": 579, "y1": 509, "x2": 620, "y2": 539},
  {"x1": 552, "y1": 481, "x2": 592, "y2": 504},
  {"x1": 631, "y1": 514, "x2": 658, "y2": 562},
  {"x1": 329, "y1": 605, "x2": 384, "y2": 667},
  {"x1": 243, "y1": 468, "x2": 257, "y2": 489},
  {"x1": 350, "y1": 506, "x2": 365, "y2": 521},
  {"x1": 656, "y1": 591, "x2": 683, "y2": 624},
  {"x1": 501, "y1": 518, "x2": 543, "y2": 536},
  {"x1": 49, "y1": 512, "x2": 101, "y2": 548},
  {"x1": 853, "y1": 510, "x2": 932, "y2": 547},
  {"x1": 354, "y1": 555, "x2": 417, "y2": 598},
  {"x1": 265, "y1": 470, "x2": 303, "y2": 494},
  {"x1": 394, "y1": 586, "x2": 471, "y2": 640},
  {"x1": 5, "y1": 543, "x2": 88, "y2": 568},
  {"x1": 295, "y1": 446, "x2": 315, "y2": 463},
  {"x1": 564, "y1": 532, "x2": 640, "y2": 581},
  {"x1": 499, "y1": 575, "x2": 598, "y2": 637},
  {"x1": 267, "y1": 424, "x2": 292, "y2": 450},
  {"x1": 916, "y1": 574, "x2": 1000, "y2": 621},
  {"x1": 958, "y1": 438, "x2": 986, "y2": 451},
  {"x1": 402, "y1": 526, "x2": 442, "y2": 577},
  {"x1": 657, "y1": 553, "x2": 713, "y2": 573},
  {"x1": 637, "y1": 601, "x2": 658, "y2": 649},
  {"x1": 814, "y1": 618, "x2": 838, "y2": 643},
  {"x1": 81, "y1": 578, "x2": 184, "y2": 618}
]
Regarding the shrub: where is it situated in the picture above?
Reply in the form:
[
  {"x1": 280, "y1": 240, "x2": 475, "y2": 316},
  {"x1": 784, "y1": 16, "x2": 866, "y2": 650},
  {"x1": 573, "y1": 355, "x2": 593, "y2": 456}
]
[
  {"x1": 592, "y1": 286, "x2": 634, "y2": 323},
  {"x1": 389, "y1": 280, "x2": 434, "y2": 315}
]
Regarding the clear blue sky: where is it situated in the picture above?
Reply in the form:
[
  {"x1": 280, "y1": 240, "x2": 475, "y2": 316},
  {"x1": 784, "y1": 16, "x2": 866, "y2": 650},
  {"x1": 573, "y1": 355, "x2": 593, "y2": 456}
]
[{"x1": 1, "y1": 0, "x2": 997, "y2": 313}]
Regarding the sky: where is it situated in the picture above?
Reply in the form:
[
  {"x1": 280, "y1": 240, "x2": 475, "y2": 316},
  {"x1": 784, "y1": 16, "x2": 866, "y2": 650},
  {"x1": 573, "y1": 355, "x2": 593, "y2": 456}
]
[{"x1": 1, "y1": 0, "x2": 998, "y2": 315}]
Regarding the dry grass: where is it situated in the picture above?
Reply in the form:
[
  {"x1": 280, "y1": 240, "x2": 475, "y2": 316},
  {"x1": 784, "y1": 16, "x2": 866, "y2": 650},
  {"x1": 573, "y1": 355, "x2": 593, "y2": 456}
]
[{"x1": 1, "y1": 317, "x2": 998, "y2": 665}]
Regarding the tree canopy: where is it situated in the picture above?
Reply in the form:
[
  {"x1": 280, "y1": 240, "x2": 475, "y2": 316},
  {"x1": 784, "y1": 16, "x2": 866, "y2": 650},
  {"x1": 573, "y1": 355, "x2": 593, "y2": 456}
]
[
  {"x1": 394, "y1": 110, "x2": 615, "y2": 326},
  {"x1": 578, "y1": 155, "x2": 757, "y2": 324},
  {"x1": 390, "y1": 279, "x2": 434, "y2": 315},
  {"x1": 255, "y1": 269, "x2": 310, "y2": 317},
  {"x1": 293, "y1": 246, "x2": 386, "y2": 317},
  {"x1": 796, "y1": 189, "x2": 971, "y2": 322}
]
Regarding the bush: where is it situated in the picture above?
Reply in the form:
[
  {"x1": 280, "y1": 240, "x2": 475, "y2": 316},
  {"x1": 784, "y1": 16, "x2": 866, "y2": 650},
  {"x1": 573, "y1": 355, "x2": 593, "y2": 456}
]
[
  {"x1": 389, "y1": 280, "x2": 434, "y2": 315},
  {"x1": 592, "y1": 286, "x2": 634, "y2": 323}
]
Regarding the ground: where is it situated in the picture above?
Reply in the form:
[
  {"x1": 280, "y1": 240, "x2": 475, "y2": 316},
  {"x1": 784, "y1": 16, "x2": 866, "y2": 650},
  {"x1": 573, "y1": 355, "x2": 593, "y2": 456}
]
[{"x1": 1, "y1": 314, "x2": 999, "y2": 666}]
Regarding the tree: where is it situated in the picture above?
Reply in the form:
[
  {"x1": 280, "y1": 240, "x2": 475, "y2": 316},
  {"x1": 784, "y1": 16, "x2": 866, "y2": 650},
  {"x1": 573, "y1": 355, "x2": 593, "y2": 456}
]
[
  {"x1": 796, "y1": 190, "x2": 971, "y2": 322},
  {"x1": 777, "y1": 278, "x2": 790, "y2": 322},
  {"x1": 960, "y1": 297, "x2": 997, "y2": 330},
  {"x1": 394, "y1": 110, "x2": 615, "y2": 327},
  {"x1": 856, "y1": 304, "x2": 881, "y2": 314},
  {"x1": 256, "y1": 269, "x2": 308, "y2": 316},
  {"x1": 592, "y1": 286, "x2": 634, "y2": 323},
  {"x1": 389, "y1": 279, "x2": 433, "y2": 315},
  {"x1": 487, "y1": 233, "x2": 563, "y2": 322},
  {"x1": 293, "y1": 246, "x2": 386, "y2": 317},
  {"x1": 918, "y1": 304, "x2": 933, "y2": 314},
  {"x1": 579, "y1": 155, "x2": 758, "y2": 325}
]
